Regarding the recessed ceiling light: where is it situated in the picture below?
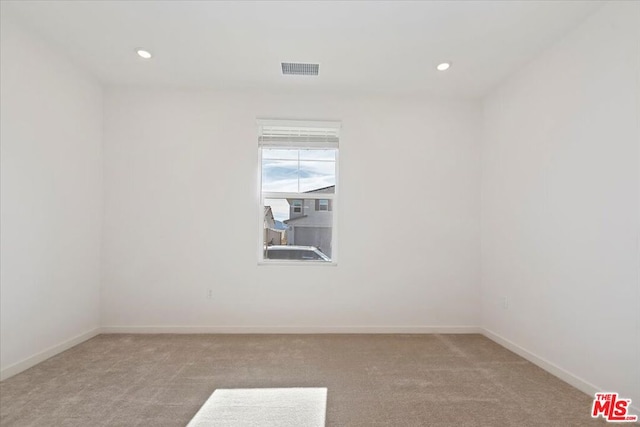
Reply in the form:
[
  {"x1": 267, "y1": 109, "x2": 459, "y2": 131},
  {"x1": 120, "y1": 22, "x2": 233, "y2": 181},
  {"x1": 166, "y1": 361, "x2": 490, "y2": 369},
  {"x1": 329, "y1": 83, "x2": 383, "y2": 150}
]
[
  {"x1": 136, "y1": 49, "x2": 153, "y2": 59},
  {"x1": 436, "y1": 62, "x2": 451, "y2": 71}
]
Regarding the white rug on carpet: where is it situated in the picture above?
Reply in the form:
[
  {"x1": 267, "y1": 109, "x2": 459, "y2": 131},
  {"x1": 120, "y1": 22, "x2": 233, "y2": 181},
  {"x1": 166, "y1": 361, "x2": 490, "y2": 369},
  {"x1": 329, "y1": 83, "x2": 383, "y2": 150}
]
[{"x1": 187, "y1": 388, "x2": 327, "y2": 427}]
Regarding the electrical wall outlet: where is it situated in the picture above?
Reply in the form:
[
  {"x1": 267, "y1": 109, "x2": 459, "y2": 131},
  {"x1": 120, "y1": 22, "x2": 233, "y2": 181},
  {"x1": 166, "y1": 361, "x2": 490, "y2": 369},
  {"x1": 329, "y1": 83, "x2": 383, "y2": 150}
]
[
  {"x1": 207, "y1": 289, "x2": 213, "y2": 299},
  {"x1": 502, "y1": 296, "x2": 509, "y2": 309}
]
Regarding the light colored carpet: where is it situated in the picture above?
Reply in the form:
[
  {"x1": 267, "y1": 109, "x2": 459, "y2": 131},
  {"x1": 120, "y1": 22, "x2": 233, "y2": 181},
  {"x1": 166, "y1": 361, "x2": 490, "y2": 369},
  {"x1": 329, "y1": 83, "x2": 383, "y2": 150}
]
[
  {"x1": 0, "y1": 334, "x2": 609, "y2": 426},
  {"x1": 187, "y1": 388, "x2": 327, "y2": 427}
]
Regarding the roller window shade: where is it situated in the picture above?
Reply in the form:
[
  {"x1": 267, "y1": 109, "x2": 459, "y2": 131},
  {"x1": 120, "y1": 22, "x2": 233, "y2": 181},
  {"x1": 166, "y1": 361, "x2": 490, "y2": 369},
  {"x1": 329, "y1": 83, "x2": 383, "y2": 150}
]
[{"x1": 258, "y1": 120, "x2": 340, "y2": 148}]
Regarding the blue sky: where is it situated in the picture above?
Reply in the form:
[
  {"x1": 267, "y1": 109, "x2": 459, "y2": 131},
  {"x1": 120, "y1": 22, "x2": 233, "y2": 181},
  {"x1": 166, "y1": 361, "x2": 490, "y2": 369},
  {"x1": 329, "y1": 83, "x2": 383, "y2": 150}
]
[{"x1": 262, "y1": 149, "x2": 336, "y2": 221}]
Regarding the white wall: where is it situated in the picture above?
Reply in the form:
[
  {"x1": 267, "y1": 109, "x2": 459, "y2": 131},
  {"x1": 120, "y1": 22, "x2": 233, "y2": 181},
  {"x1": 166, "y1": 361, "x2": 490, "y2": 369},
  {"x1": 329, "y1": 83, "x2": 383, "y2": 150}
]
[
  {"x1": 7, "y1": 2, "x2": 635, "y2": 409},
  {"x1": 101, "y1": 89, "x2": 481, "y2": 330},
  {"x1": 482, "y1": 1, "x2": 639, "y2": 405},
  {"x1": 0, "y1": 15, "x2": 103, "y2": 375}
]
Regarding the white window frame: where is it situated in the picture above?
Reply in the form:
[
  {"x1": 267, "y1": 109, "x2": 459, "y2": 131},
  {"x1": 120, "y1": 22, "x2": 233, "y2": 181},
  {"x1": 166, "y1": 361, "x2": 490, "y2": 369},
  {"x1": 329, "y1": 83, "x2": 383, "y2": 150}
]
[{"x1": 257, "y1": 119, "x2": 340, "y2": 266}]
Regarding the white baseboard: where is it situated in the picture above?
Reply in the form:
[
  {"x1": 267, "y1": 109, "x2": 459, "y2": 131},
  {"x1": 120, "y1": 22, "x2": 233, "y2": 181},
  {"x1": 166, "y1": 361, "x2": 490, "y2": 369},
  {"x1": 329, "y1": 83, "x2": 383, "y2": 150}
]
[
  {"x1": 482, "y1": 329, "x2": 600, "y2": 397},
  {"x1": 481, "y1": 328, "x2": 640, "y2": 416},
  {"x1": 100, "y1": 325, "x2": 482, "y2": 334},
  {"x1": 0, "y1": 328, "x2": 101, "y2": 381}
]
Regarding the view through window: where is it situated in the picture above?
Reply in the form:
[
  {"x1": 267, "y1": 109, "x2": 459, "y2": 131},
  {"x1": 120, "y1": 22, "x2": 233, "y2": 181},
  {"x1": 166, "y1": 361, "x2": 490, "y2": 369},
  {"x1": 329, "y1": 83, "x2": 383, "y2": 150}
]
[{"x1": 259, "y1": 121, "x2": 339, "y2": 263}]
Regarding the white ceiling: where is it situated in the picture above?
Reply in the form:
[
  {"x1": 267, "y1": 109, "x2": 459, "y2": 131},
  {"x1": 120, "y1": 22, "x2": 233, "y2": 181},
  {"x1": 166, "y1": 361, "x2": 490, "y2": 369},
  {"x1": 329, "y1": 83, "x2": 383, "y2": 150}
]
[{"x1": 2, "y1": 0, "x2": 603, "y2": 99}]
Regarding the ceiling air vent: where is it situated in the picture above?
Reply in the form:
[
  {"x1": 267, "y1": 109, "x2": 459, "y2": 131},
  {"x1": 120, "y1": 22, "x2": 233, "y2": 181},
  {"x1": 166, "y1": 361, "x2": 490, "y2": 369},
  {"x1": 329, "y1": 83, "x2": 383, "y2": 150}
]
[{"x1": 281, "y1": 62, "x2": 319, "y2": 76}]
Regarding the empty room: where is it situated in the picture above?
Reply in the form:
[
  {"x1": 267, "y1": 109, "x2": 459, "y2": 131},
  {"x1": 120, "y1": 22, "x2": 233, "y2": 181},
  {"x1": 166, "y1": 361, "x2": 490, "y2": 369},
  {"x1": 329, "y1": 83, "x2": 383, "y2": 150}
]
[{"x1": 0, "y1": 0, "x2": 638, "y2": 426}]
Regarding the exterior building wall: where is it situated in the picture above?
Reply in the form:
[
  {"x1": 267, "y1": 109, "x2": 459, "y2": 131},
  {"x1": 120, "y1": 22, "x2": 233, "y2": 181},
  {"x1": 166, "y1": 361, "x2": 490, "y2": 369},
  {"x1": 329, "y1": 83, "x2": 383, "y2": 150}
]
[
  {"x1": 265, "y1": 228, "x2": 282, "y2": 246},
  {"x1": 285, "y1": 198, "x2": 333, "y2": 257}
]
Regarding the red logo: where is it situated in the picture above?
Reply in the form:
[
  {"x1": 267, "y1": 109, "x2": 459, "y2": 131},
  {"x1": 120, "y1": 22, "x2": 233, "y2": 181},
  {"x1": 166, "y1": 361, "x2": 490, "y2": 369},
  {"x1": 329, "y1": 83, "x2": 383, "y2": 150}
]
[{"x1": 592, "y1": 393, "x2": 638, "y2": 422}]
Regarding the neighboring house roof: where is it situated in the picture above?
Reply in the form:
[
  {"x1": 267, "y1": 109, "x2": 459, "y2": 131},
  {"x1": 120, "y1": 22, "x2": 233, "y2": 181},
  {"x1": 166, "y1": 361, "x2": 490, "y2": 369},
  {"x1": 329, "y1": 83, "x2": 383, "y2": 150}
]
[
  {"x1": 304, "y1": 185, "x2": 335, "y2": 194},
  {"x1": 264, "y1": 206, "x2": 289, "y2": 230},
  {"x1": 285, "y1": 185, "x2": 335, "y2": 207},
  {"x1": 263, "y1": 206, "x2": 276, "y2": 229},
  {"x1": 284, "y1": 215, "x2": 308, "y2": 224},
  {"x1": 264, "y1": 206, "x2": 274, "y2": 219}
]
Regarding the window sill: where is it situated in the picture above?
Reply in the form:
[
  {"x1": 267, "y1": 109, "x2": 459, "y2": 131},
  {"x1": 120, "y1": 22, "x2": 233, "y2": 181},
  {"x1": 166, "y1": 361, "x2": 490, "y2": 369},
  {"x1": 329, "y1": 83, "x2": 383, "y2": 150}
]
[{"x1": 258, "y1": 261, "x2": 338, "y2": 267}]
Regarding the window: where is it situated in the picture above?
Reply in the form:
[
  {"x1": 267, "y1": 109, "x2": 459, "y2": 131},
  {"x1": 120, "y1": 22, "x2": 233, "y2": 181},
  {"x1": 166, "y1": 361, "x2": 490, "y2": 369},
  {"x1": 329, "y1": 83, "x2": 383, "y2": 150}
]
[
  {"x1": 317, "y1": 199, "x2": 330, "y2": 211},
  {"x1": 258, "y1": 120, "x2": 340, "y2": 263}
]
